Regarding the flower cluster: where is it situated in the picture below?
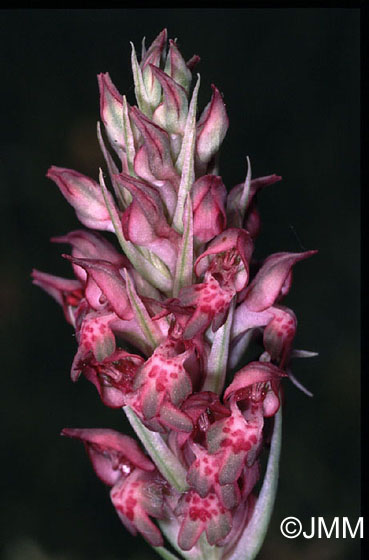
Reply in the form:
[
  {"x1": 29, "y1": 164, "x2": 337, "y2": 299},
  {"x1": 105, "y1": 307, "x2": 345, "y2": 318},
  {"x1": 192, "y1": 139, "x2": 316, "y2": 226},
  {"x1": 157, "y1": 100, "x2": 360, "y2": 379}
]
[{"x1": 33, "y1": 30, "x2": 316, "y2": 558}]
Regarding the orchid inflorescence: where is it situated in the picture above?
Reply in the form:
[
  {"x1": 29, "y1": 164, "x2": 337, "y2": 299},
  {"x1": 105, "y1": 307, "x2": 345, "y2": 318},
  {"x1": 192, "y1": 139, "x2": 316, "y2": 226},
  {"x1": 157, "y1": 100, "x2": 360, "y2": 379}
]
[{"x1": 33, "y1": 29, "x2": 316, "y2": 560}]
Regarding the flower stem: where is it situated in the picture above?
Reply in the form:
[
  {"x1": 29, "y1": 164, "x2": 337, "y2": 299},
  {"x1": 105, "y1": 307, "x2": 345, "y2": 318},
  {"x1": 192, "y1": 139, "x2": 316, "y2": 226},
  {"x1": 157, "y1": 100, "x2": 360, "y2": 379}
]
[
  {"x1": 203, "y1": 298, "x2": 235, "y2": 395},
  {"x1": 154, "y1": 546, "x2": 182, "y2": 560},
  {"x1": 123, "y1": 406, "x2": 189, "y2": 493},
  {"x1": 225, "y1": 404, "x2": 282, "y2": 560}
]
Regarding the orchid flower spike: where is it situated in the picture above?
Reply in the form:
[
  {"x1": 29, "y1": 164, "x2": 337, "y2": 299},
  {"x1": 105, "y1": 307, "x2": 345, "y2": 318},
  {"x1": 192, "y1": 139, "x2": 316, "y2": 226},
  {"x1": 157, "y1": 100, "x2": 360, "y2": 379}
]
[{"x1": 34, "y1": 28, "x2": 317, "y2": 560}]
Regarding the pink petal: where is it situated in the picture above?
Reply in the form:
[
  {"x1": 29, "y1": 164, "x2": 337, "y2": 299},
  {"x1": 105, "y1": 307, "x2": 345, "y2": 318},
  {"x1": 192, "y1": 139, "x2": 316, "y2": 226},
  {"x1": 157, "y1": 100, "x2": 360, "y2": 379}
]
[
  {"x1": 186, "y1": 54, "x2": 201, "y2": 71},
  {"x1": 52, "y1": 230, "x2": 128, "y2": 268},
  {"x1": 129, "y1": 107, "x2": 178, "y2": 183},
  {"x1": 97, "y1": 72, "x2": 124, "y2": 156},
  {"x1": 196, "y1": 85, "x2": 229, "y2": 170},
  {"x1": 165, "y1": 39, "x2": 193, "y2": 92},
  {"x1": 71, "y1": 311, "x2": 117, "y2": 377},
  {"x1": 151, "y1": 65, "x2": 188, "y2": 134},
  {"x1": 82, "y1": 349, "x2": 144, "y2": 408},
  {"x1": 140, "y1": 29, "x2": 167, "y2": 106},
  {"x1": 117, "y1": 175, "x2": 179, "y2": 267},
  {"x1": 224, "y1": 361, "x2": 286, "y2": 401},
  {"x1": 177, "y1": 491, "x2": 232, "y2": 551},
  {"x1": 195, "y1": 228, "x2": 253, "y2": 292},
  {"x1": 159, "y1": 401, "x2": 193, "y2": 433},
  {"x1": 61, "y1": 427, "x2": 154, "y2": 484},
  {"x1": 178, "y1": 515, "x2": 206, "y2": 551},
  {"x1": 191, "y1": 175, "x2": 227, "y2": 243},
  {"x1": 110, "y1": 471, "x2": 164, "y2": 547},
  {"x1": 64, "y1": 256, "x2": 132, "y2": 320},
  {"x1": 47, "y1": 166, "x2": 116, "y2": 231},
  {"x1": 31, "y1": 269, "x2": 82, "y2": 307},
  {"x1": 244, "y1": 250, "x2": 318, "y2": 312},
  {"x1": 181, "y1": 276, "x2": 234, "y2": 339},
  {"x1": 141, "y1": 29, "x2": 167, "y2": 70},
  {"x1": 263, "y1": 305, "x2": 297, "y2": 365}
]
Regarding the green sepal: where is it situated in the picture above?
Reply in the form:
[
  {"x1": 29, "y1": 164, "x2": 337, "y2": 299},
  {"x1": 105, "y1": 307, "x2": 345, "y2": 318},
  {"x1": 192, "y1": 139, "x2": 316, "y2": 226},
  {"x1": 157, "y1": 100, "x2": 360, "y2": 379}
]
[
  {"x1": 172, "y1": 75, "x2": 200, "y2": 233},
  {"x1": 153, "y1": 546, "x2": 182, "y2": 560},
  {"x1": 225, "y1": 405, "x2": 282, "y2": 560},
  {"x1": 203, "y1": 298, "x2": 235, "y2": 395},
  {"x1": 123, "y1": 406, "x2": 189, "y2": 493},
  {"x1": 123, "y1": 268, "x2": 161, "y2": 353},
  {"x1": 96, "y1": 122, "x2": 128, "y2": 210},
  {"x1": 122, "y1": 95, "x2": 137, "y2": 177},
  {"x1": 131, "y1": 42, "x2": 152, "y2": 117},
  {"x1": 173, "y1": 195, "x2": 194, "y2": 297},
  {"x1": 98, "y1": 169, "x2": 172, "y2": 294}
]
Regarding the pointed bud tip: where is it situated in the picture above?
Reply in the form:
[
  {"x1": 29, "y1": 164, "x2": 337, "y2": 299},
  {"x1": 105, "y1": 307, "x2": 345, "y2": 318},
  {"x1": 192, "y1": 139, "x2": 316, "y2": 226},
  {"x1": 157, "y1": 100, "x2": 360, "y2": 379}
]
[
  {"x1": 97, "y1": 72, "x2": 108, "y2": 81},
  {"x1": 211, "y1": 83, "x2": 224, "y2": 98},
  {"x1": 186, "y1": 54, "x2": 200, "y2": 70},
  {"x1": 46, "y1": 165, "x2": 59, "y2": 180},
  {"x1": 50, "y1": 235, "x2": 63, "y2": 244},
  {"x1": 155, "y1": 28, "x2": 168, "y2": 45},
  {"x1": 60, "y1": 428, "x2": 74, "y2": 438},
  {"x1": 303, "y1": 249, "x2": 318, "y2": 259}
]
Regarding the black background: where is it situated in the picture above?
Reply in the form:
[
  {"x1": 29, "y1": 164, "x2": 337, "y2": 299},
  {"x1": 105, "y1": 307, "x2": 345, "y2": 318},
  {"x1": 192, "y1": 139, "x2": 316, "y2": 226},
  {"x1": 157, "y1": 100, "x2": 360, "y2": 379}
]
[{"x1": 1, "y1": 8, "x2": 360, "y2": 560}]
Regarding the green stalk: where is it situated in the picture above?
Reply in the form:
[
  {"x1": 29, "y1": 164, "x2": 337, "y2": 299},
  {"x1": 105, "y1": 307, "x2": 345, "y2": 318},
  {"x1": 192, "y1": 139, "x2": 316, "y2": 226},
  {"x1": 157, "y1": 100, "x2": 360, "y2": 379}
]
[
  {"x1": 154, "y1": 546, "x2": 182, "y2": 560},
  {"x1": 98, "y1": 169, "x2": 172, "y2": 293},
  {"x1": 203, "y1": 299, "x2": 235, "y2": 395},
  {"x1": 123, "y1": 268, "x2": 161, "y2": 352},
  {"x1": 225, "y1": 405, "x2": 282, "y2": 560},
  {"x1": 123, "y1": 406, "x2": 189, "y2": 493},
  {"x1": 173, "y1": 195, "x2": 193, "y2": 297},
  {"x1": 172, "y1": 75, "x2": 200, "y2": 233}
]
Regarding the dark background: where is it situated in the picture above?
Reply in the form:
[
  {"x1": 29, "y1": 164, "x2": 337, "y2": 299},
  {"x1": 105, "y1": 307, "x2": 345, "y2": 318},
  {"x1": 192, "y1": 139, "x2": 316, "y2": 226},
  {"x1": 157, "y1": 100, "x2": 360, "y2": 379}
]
[{"x1": 1, "y1": 8, "x2": 360, "y2": 560}]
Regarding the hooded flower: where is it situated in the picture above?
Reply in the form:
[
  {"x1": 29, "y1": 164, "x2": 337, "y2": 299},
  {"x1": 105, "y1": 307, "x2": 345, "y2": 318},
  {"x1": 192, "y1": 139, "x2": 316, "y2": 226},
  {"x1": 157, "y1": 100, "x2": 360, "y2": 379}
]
[
  {"x1": 31, "y1": 269, "x2": 83, "y2": 324},
  {"x1": 61, "y1": 428, "x2": 164, "y2": 546},
  {"x1": 176, "y1": 228, "x2": 253, "y2": 339},
  {"x1": 191, "y1": 175, "x2": 227, "y2": 244},
  {"x1": 47, "y1": 166, "x2": 117, "y2": 231},
  {"x1": 76, "y1": 349, "x2": 145, "y2": 408},
  {"x1": 176, "y1": 490, "x2": 232, "y2": 551},
  {"x1": 128, "y1": 330, "x2": 196, "y2": 433}
]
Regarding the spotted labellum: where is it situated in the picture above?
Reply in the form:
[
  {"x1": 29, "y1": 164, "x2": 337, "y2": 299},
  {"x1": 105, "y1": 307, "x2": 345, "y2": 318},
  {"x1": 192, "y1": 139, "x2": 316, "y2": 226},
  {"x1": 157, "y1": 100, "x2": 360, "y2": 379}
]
[{"x1": 33, "y1": 29, "x2": 317, "y2": 560}]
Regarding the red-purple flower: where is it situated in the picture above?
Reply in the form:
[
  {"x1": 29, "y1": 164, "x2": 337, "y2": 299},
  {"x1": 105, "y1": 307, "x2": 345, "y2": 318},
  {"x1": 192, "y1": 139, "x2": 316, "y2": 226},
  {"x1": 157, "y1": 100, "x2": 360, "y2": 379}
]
[
  {"x1": 61, "y1": 428, "x2": 164, "y2": 546},
  {"x1": 191, "y1": 175, "x2": 227, "y2": 244},
  {"x1": 176, "y1": 490, "x2": 232, "y2": 550}
]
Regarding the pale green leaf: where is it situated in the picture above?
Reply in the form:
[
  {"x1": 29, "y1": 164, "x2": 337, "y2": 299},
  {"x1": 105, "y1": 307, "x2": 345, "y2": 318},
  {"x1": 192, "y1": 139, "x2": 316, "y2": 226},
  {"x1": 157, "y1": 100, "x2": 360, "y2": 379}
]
[
  {"x1": 123, "y1": 268, "x2": 161, "y2": 352},
  {"x1": 131, "y1": 42, "x2": 152, "y2": 116},
  {"x1": 203, "y1": 298, "x2": 235, "y2": 395},
  {"x1": 122, "y1": 95, "x2": 137, "y2": 178},
  {"x1": 153, "y1": 546, "x2": 182, "y2": 560},
  {"x1": 96, "y1": 122, "x2": 127, "y2": 210},
  {"x1": 225, "y1": 405, "x2": 282, "y2": 560},
  {"x1": 172, "y1": 75, "x2": 200, "y2": 233},
  {"x1": 123, "y1": 406, "x2": 189, "y2": 493},
  {"x1": 172, "y1": 195, "x2": 193, "y2": 297},
  {"x1": 98, "y1": 169, "x2": 172, "y2": 293}
]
